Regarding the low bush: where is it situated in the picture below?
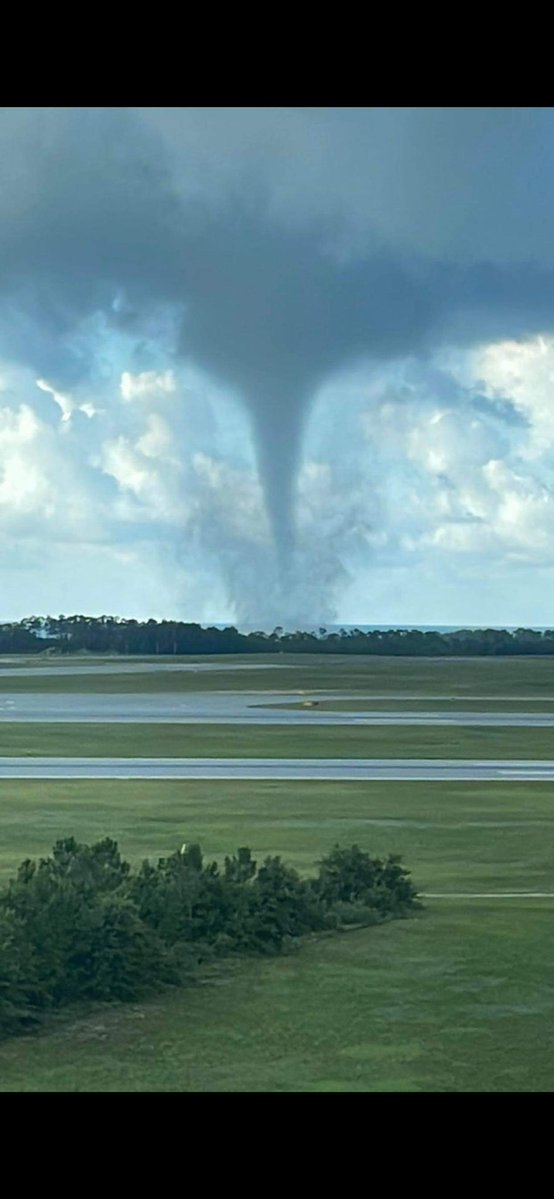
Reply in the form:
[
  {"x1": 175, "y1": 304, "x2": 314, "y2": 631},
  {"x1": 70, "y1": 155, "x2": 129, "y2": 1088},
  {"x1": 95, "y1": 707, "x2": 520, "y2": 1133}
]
[{"x1": 0, "y1": 835, "x2": 420, "y2": 1040}]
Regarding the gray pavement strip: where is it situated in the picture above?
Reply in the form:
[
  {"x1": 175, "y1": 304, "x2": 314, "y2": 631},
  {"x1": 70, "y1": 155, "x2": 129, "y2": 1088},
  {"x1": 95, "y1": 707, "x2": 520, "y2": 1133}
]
[
  {"x1": 0, "y1": 662, "x2": 294, "y2": 678},
  {"x1": 3, "y1": 690, "x2": 554, "y2": 725},
  {"x1": 423, "y1": 892, "x2": 554, "y2": 898},
  {"x1": 2, "y1": 757, "x2": 554, "y2": 780}
]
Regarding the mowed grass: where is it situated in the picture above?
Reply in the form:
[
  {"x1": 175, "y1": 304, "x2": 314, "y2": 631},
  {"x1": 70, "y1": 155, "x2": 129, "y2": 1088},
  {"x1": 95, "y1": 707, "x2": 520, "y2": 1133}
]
[
  {"x1": 3, "y1": 653, "x2": 554, "y2": 695},
  {"x1": 0, "y1": 778, "x2": 553, "y2": 889},
  {"x1": 1, "y1": 779, "x2": 554, "y2": 1090},
  {"x1": 2, "y1": 652, "x2": 554, "y2": 1091},
  {"x1": 1, "y1": 901, "x2": 554, "y2": 1092},
  {"x1": 1, "y1": 721, "x2": 554, "y2": 759}
]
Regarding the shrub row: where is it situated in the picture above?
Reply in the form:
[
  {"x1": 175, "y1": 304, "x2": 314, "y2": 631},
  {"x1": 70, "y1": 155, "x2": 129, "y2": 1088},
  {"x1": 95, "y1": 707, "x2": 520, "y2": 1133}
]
[{"x1": 0, "y1": 837, "x2": 420, "y2": 1038}]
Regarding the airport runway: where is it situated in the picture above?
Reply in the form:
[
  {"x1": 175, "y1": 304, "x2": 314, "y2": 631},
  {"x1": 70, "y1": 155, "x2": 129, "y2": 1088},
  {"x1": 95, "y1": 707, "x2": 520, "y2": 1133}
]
[
  {"x1": 1, "y1": 757, "x2": 554, "y2": 780},
  {"x1": 0, "y1": 662, "x2": 292, "y2": 678},
  {"x1": 1, "y1": 691, "x2": 554, "y2": 725}
]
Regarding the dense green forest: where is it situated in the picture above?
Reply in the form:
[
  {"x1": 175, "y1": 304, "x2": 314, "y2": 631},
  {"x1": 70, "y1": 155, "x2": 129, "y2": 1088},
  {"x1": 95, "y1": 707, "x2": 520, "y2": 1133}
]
[
  {"x1": 0, "y1": 837, "x2": 419, "y2": 1039},
  {"x1": 0, "y1": 616, "x2": 553, "y2": 656}
]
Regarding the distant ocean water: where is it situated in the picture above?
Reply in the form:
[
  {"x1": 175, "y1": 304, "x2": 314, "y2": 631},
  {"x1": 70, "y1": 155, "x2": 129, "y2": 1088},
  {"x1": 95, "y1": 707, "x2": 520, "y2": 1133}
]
[{"x1": 209, "y1": 623, "x2": 549, "y2": 634}]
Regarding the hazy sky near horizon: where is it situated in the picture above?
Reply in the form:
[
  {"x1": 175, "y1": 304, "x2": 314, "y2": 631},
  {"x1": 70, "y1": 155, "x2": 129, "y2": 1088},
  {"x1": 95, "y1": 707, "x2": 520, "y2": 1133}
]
[{"x1": 4, "y1": 107, "x2": 554, "y2": 625}]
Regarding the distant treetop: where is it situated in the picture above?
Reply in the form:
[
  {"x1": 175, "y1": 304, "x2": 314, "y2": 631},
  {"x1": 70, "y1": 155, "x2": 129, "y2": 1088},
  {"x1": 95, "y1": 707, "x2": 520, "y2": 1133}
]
[{"x1": 1, "y1": 616, "x2": 553, "y2": 657}]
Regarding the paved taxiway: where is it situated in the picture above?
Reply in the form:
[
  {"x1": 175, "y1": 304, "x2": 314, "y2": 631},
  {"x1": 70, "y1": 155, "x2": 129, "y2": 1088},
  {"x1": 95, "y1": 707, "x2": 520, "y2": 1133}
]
[
  {"x1": 0, "y1": 662, "x2": 292, "y2": 678},
  {"x1": 1, "y1": 757, "x2": 554, "y2": 779},
  {"x1": 1, "y1": 691, "x2": 554, "y2": 725}
]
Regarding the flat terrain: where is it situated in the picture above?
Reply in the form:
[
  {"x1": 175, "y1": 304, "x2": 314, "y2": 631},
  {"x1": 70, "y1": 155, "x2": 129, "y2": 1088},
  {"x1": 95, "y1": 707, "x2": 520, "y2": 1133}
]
[
  {"x1": 1, "y1": 722, "x2": 554, "y2": 759},
  {"x1": 1, "y1": 777, "x2": 552, "y2": 887},
  {"x1": 1, "y1": 652, "x2": 554, "y2": 1091},
  {"x1": 2, "y1": 654, "x2": 554, "y2": 729},
  {"x1": 2, "y1": 653, "x2": 554, "y2": 696},
  {"x1": 1, "y1": 778, "x2": 554, "y2": 1091}
]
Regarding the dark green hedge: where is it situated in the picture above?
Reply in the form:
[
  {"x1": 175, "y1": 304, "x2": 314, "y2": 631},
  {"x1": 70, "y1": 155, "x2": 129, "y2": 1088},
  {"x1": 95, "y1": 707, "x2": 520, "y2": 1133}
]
[{"x1": 0, "y1": 837, "x2": 420, "y2": 1039}]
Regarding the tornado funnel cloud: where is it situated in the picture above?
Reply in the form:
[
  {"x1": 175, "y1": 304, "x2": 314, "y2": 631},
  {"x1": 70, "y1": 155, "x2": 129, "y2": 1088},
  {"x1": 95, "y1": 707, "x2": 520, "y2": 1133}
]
[
  {"x1": 250, "y1": 395, "x2": 305, "y2": 567},
  {"x1": 3, "y1": 110, "x2": 554, "y2": 620}
]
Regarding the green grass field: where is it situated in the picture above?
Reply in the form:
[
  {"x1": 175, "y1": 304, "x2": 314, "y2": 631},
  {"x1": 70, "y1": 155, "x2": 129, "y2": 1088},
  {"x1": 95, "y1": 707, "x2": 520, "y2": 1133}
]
[
  {"x1": 2, "y1": 652, "x2": 554, "y2": 1090},
  {"x1": 0, "y1": 778, "x2": 554, "y2": 1091},
  {"x1": 0, "y1": 721, "x2": 554, "y2": 759},
  {"x1": 0, "y1": 901, "x2": 552, "y2": 1092},
  {"x1": 0, "y1": 778, "x2": 552, "y2": 887},
  {"x1": 3, "y1": 653, "x2": 554, "y2": 695}
]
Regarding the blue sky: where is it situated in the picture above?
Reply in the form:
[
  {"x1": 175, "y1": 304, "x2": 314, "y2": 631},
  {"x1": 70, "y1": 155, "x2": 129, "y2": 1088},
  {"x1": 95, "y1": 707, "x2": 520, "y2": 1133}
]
[{"x1": 3, "y1": 108, "x2": 554, "y2": 626}]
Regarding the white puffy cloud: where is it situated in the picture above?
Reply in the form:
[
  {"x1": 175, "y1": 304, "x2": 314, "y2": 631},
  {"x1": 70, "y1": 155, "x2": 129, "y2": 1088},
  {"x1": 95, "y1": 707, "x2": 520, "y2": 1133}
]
[
  {"x1": 407, "y1": 408, "x2": 505, "y2": 476},
  {"x1": 137, "y1": 413, "x2": 177, "y2": 461},
  {"x1": 36, "y1": 378, "x2": 98, "y2": 425},
  {"x1": 457, "y1": 335, "x2": 554, "y2": 459},
  {"x1": 4, "y1": 324, "x2": 554, "y2": 624},
  {"x1": 8, "y1": 109, "x2": 554, "y2": 624},
  {"x1": 120, "y1": 370, "x2": 177, "y2": 402},
  {"x1": 0, "y1": 399, "x2": 99, "y2": 541},
  {"x1": 302, "y1": 338, "x2": 554, "y2": 615},
  {"x1": 100, "y1": 419, "x2": 185, "y2": 526},
  {"x1": 0, "y1": 404, "x2": 56, "y2": 515}
]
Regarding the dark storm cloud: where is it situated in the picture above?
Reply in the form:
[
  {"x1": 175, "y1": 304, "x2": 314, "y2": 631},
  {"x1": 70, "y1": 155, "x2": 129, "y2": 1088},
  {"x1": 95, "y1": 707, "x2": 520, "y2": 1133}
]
[{"x1": 3, "y1": 107, "x2": 554, "y2": 559}]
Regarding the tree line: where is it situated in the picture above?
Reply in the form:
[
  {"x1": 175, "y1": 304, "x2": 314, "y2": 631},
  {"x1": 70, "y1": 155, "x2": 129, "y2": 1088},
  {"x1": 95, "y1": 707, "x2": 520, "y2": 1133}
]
[
  {"x1": 1, "y1": 616, "x2": 554, "y2": 656},
  {"x1": 0, "y1": 837, "x2": 419, "y2": 1039}
]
